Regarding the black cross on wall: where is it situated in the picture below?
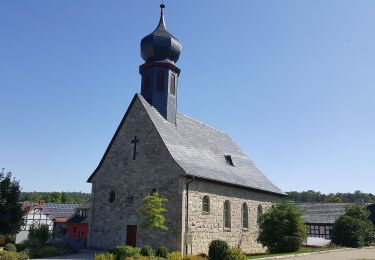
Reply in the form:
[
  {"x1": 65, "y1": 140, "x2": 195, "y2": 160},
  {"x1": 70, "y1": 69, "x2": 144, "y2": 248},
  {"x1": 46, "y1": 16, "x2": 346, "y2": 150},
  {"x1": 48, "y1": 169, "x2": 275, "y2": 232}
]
[{"x1": 131, "y1": 135, "x2": 139, "y2": 160}]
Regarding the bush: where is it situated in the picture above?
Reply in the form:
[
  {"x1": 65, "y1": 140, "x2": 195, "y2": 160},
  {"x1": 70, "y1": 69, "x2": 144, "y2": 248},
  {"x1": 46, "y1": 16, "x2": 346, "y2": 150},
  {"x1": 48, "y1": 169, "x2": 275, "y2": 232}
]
[
  {"x1": 4, "y1": 243, "x2": 17, "y2": 252},
  {"x1": 208, "y1": 240, "x2": 230, "y2": 260},
  {"x1": 155, "y1": 246, "x2": 169, "y2": 257},
  {"x1": 15, "y1": 242, "x2": 27, "y2": 252},
  {"x1": 39, "y1": 245, "x2": 59, "y2": 257},
  {"x1": 141, "y1": 245, "x2": 154, "y2": 256},
  {"x1": 168, "y1": 251, "x2": 182, "y2": 260},
  {"x1": 228, "y1": 247, "x2": 246, "y2": 260},
  {"x1": 0, "y1": 251, "x2": 28, "y2": 260},
  {"x1": 110, "y1": 245, "x2": 141, "y2": 259},
  {"x1": 183, "y1": 254, "x2": 207, "y2": 260},
  {"x1": 257, "y1": 201, "x2": 307, "y2": 253},
  {"x1": 28, "y1": 224, "x2": 50, "y2": 244},
  {"x1": 331, "y1": 204, "x2": 375, "y2": 247},
  {"x1": 95, "y1": 253, "x2": 117, "y2": 260}
]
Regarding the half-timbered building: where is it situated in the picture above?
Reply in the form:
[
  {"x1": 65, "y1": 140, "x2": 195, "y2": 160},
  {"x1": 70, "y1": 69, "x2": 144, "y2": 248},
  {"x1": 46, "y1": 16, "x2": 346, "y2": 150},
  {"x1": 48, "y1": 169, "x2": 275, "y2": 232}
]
[
  {"x1": 16, "y1": 201, "x2": 79, "y2": 243},
  {"x1": 16, "y1": 201, "x2": 54, "y2": 243}
]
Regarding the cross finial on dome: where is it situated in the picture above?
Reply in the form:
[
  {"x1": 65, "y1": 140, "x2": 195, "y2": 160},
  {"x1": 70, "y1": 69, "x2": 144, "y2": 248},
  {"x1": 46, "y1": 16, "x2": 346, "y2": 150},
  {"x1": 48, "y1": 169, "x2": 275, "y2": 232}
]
[{"x1": 160, "y1": 1, "x2": 165, "y2": 9}]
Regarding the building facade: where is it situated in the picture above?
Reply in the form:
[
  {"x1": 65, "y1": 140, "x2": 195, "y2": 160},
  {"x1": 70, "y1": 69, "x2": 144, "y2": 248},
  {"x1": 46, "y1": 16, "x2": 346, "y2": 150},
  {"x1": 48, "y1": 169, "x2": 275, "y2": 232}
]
[
  {"x1": 66, "y1": 205, "x2": 90, "y2": 242},
  {"x1": 16, "y1": 202, "x2": 54, "y2": 244},
  {"x1": 88, "y1": 4, "x2": 284, "y2": 255},
  {"x1": 16, "y1": 201, "x2": 79, "y2": 243}
]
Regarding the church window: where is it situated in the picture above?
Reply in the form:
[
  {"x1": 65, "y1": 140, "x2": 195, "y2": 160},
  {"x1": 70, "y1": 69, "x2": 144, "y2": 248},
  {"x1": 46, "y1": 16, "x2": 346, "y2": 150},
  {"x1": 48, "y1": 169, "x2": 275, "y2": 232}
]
[
  {"x1": 143, "y1": 71, "x2": 151, "y2": 92},
  {"x1": 242, "y1": 203, "x2": 249, "y2": 229},
  {"x1": 257, "y1": 204, "x2": 263, "y2": 223},
  {"x1": 223, "y1": 200, "x2": 231, "y2": 229},
  {"x1": 108, "y1": 190, "x2": 116, "y2": 203},
  {"x1": 157, "y1": 71, "x2": 164, "y2": 92},
  {"x1": 170, "y1": 74, "x2": 176, "y2": 95},
  {"x1": 202, "y1": 195, "x2": 210, "y2": 213},
  {"x1": 224, "y1": 155, "x2": 234, "y2": 166}
]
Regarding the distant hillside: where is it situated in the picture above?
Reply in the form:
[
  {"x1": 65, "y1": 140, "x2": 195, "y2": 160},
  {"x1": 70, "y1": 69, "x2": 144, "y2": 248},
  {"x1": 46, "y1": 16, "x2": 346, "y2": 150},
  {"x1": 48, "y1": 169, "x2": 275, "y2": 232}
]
[
  {"x1": 286, "y1": 190, "x2": 375, "y2": 203},
  {"x1": 20, "y1": 191, "x2": 90, "y2": 204}
]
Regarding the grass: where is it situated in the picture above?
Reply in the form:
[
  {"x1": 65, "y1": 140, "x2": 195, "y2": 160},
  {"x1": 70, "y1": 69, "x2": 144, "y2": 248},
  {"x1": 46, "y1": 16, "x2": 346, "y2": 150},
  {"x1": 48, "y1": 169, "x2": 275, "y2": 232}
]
[{"x1": 247, "y1": 246, "x2": 342, "y2": 259}]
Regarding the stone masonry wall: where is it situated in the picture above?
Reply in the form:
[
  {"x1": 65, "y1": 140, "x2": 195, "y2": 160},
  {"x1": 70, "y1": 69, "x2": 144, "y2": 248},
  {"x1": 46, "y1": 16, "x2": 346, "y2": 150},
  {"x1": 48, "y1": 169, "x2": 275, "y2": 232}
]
[
  {"x1": 88, "y1": 97, "x2": 185, "y2": 250},
  {"x1": 183, "y1": 179, "x2": 281, "y2": 255}
]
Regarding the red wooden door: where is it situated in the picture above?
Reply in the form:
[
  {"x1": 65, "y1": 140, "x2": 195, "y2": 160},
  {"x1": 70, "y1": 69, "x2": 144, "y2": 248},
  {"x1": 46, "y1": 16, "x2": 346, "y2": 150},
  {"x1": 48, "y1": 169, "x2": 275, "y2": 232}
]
[{"x1": 126, "y1": 225, "x2": 137, "y2": 247}]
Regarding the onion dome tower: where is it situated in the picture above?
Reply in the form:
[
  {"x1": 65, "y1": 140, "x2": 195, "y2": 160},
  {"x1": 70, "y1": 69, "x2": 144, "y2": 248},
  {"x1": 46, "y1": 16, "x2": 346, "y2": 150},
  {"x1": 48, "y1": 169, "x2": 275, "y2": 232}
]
[{"x1": 139, "y1": 3, "x2": 181, "y2": 125}]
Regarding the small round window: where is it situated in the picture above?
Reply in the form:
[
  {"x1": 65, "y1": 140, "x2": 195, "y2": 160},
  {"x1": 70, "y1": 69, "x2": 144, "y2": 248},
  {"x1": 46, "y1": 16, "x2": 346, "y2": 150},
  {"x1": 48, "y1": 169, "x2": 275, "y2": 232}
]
[{"x1": 108, "y1": 190, "x2": 116, "y2": 203}]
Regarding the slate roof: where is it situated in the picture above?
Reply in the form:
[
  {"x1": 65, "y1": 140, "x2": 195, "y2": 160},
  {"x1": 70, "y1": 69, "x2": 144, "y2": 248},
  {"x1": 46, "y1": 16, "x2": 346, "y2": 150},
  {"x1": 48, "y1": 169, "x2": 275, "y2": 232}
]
[
  {"x1": 137, "y1": 94, "x2": 285, "y2": 196},
  {"x1": 67, "y1": 214, "x2": 89, "y2": 224},
  {"x1": 297, "y1": 203, "x2": 352, "y2": 224}
]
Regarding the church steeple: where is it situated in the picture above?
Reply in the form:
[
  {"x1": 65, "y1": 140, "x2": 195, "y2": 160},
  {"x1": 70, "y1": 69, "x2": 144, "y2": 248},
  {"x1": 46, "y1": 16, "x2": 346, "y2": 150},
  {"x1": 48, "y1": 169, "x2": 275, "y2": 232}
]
[{"x1": 139, "y1": 3, "x2": 182, "y2": 125}]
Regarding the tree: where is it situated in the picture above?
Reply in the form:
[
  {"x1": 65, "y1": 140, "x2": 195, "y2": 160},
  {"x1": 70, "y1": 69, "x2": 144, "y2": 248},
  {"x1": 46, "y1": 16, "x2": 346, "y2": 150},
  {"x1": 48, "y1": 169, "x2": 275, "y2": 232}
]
[
  {"x1": 139, "y1": 192, "x2": 168, "y2": 232},
  {"x1": 0, "y1": 169, "x2": 25, "y2": 235},
  {"x1": 331, "y1": 204, "x2": 374, "y2": 247},
  {"x1": 257, "y1": 200, "x2": 307, "y2": 253}
]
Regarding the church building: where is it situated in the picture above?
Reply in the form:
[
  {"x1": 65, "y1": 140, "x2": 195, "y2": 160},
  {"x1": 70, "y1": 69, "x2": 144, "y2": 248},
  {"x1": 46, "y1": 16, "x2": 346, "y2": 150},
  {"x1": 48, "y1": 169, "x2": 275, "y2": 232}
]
[{"x1": 87, "y1": 4, "x2": 285, "y2": 255}]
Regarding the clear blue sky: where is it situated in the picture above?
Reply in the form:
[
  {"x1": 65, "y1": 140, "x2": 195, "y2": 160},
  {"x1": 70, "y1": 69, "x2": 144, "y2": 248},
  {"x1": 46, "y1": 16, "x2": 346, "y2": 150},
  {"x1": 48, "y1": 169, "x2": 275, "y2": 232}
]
[{"x1": 1, "y1": 1, "x2": 374, "y2": 194}]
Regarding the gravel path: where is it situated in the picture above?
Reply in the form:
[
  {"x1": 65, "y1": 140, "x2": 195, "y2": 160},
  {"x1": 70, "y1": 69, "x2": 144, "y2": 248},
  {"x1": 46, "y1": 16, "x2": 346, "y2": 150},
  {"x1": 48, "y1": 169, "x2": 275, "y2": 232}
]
[{"x1": 272, "y1": 247, "x2": 375, "y2": 260}]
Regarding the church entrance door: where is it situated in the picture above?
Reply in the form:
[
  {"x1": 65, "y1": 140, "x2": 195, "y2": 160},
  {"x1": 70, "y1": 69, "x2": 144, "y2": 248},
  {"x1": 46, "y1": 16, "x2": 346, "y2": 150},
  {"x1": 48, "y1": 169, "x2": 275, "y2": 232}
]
[{"x1": 126, "y1": 225, "x2": 137, "y2": 247}]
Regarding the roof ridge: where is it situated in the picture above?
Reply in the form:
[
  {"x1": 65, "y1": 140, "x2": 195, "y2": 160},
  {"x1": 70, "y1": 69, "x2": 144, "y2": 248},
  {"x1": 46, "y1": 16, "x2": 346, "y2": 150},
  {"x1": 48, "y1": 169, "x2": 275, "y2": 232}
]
[{"x1": 177, "y1": 113, "x2": 227, "y2": 135}]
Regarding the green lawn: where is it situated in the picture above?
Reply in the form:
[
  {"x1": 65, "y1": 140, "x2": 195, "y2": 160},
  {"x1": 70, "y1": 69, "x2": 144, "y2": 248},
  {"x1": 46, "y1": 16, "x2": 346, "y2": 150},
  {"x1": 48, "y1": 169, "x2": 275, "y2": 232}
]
[{"x1": 247, "y1": 246, "x2": 342, "y2": 259}]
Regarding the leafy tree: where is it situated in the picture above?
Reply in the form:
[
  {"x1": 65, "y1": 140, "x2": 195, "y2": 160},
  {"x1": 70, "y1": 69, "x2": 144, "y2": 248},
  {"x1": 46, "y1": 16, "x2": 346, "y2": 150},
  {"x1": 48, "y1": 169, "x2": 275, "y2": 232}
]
[
  {"x1": 331, "y1": 204, "x2": 374, "y2": 247},
  {"x1": 286, "y1": 190, "x2": 375, "y2": 203},
  {"x1": 257, "y1": 200, "x2": 307, "y2": 253},
  {"x1": 139, "y1": 192, "x2": 168, "y2": 231},
  {"x1": 21, "y1": 191, "x2": 90, "y2": 204},
  {"x1": 0, "y1": 170, "x2": 25, "y2": 235},
  {"x1": 139, "y1": 192, "x2": 168, "y2": 250}
]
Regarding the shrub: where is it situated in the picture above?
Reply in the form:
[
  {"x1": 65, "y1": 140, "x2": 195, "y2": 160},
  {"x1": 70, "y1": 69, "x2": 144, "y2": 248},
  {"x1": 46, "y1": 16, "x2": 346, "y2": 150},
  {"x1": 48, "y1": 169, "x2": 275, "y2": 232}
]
[
  {"x1": 155, "y1": 246, "x2": 169, "y2": 257},
  {"x1": 15, "y1": 242, "x2": 27, "y2": 252},
  {"x1": 183, "y1": 254, "x2": 207, "y2": 260},
  {"x1": 208, "y1": 240, "x2": 230, "y2": 260},
  {"x1": 168, "y1": 251, "x2": 182, "y2": 260},
  {"x1": 228, "y1": 247, "x2": 246, "y2": 260},
  {"x1": 331, "y1": 204, "x2": 375, "y2": 247},
  {"x1": 34, "y1": 245, "x2": 60, "y2": 258},
  {"x1": 110, "y1": 245, "x2": 141, "y2": 259},
  {"x1": 95, "y1": 253, "x2": 116, "y2": 260},
  {"x1": 257, "y1": 201, "x2": 307, "y2": 253},
  {"x1": 28, "y1": 224, "x2": 50, "y2": 244},
  {"x1": 141, "y1": 245, "x2": 154, "y2": 256},
  {"x1": 4, "y1": 243, "x2": 17, "y2": 252},
  {"x1": 0, "y1": 251, "x2": 28, "y2": 260}
]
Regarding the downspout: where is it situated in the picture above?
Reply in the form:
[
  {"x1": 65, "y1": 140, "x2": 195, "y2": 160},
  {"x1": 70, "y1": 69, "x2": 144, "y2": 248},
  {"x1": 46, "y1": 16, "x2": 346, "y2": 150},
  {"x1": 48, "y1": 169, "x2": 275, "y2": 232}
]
[{"x1": 185, "y1": 176, "x2": 194, "y2": 255}]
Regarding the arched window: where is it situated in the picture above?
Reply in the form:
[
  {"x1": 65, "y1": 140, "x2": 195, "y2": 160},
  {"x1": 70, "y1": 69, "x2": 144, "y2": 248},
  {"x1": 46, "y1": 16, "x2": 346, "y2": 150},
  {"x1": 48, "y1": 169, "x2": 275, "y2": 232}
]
[
  {"x1": 170, "y1": 74, "x2": 176, "y2": 95},
  {"x1": 242, "y1": 203, "x2": 249, "y2": 229},
  {"x1": 223, "y1": 200, "x2": 231, "y2": 229},
  {"x1": 143, "y1": 71, "x2": 151, "y2": 92},
  {"x1": 257, "y1": 204, "x2": 263, "y2": 223},
  {"x1": 202, "y1": 196, "x2": 210, "y2": 213},
  {"x1": 108, "y1": 190, "x2": 116, "y2": 203},
  {"x1": 157, "y1": 71, "x2": 164, "y2": 92}
]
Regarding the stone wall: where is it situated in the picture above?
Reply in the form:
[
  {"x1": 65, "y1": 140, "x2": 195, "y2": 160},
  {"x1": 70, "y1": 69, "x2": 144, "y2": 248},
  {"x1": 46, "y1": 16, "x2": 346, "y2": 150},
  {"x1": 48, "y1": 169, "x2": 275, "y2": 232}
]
[
  {"x1": 88, "y1": 97, "x2": 185, "y2": 250},
  {"x1": 183, "y1": 179, "x2": 281, "y2": 255}
]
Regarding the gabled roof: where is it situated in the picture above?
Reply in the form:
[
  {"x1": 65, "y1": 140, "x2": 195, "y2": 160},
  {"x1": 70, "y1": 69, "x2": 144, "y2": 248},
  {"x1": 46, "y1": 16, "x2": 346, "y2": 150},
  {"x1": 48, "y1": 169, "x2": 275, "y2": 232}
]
[
  {"x1": 22, "y1": 202, "x2": 79, "y2": 219},
  {"x1": 88, "y1": 94, "x2": 284, "y2": 196},
  {"x1": 297, "y1": 203, "x2": 352, "y2": 224},
  {"x1": 138, "y1": 95, "x2": 285, "y2": 196}
]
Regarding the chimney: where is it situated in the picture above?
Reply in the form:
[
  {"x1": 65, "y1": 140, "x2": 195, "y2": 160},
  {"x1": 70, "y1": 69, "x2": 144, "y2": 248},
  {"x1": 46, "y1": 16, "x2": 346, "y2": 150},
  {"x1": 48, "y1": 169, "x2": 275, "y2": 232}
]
[{"x1": 39, "y1": 200, "x2": 45, "y2": 207}]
